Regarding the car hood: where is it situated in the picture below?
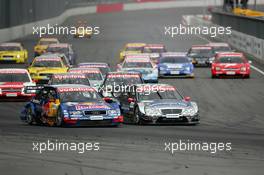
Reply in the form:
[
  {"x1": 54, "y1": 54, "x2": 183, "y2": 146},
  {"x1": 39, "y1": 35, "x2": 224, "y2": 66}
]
[
  {"x1": 215, "y1": 63, "x2": 245, "y2": 68},
  {"x1": 142, "y1": 99, "x2": 190, "y2": 108},
  {"x1": 121, "y1": 68, "x2": 154, "y2": 74}
]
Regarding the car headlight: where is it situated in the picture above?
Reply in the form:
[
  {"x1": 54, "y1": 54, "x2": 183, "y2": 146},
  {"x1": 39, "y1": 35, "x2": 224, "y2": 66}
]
[
  {"x1": 108, "y1": 109, "x2": 120, "y2": 116},
  {"x1": 185, "y1": 66, "x2": 190, "y2": 71},
  {"x1": 209, "y1": 57, "x2": 215, "y2": 61},
  {"x1": 159, "y1": 66, "x2": 166, "y2": 71},
  {"x1": 145, "y1": 106, "x2": 162, "y2": 116},
  {"x1": 215, "y1": 67, "x2": 221, "y2": 71},
  {"x1": 0, "y1": 88, "x2": 2, "y2": 94},
  {"x1": 182, "y1": 107, "x2": 197, "y2": 116},
  {"x1": 240, "y1": 66, "x2": 247, "y2": 71},
  {"x1": 17, "y1": 54, "x2": 20, "y2": 58},
  {"x1": 69, "y1": 111, "x2": 83, "y2": 115}
]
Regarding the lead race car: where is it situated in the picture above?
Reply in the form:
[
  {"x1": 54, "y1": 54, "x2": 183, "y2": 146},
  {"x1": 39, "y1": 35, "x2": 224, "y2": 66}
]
[
  {"x1": 20, "y1": 84, "x2": 123, "y2": 127},
  {"x1": 117, "y1": 54, "x2": 158, "y2": 83},
  {"x1": 0, "y1": 69, "x2": 36, "y2": 100},
  {"x1": 118, "y1": 84, "x2": 199, "y2": 125}
]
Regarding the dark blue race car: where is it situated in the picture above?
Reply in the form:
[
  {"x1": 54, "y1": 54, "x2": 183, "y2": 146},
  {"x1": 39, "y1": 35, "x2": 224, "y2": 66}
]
[{"x1": 20, "y1": 84, "x2": 123, "y2": 127}]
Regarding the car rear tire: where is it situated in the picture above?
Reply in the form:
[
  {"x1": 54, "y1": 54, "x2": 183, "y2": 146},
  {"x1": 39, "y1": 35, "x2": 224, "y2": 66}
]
[{"x1": 134, "y1": 107, "x2": 142, "y2": 125}]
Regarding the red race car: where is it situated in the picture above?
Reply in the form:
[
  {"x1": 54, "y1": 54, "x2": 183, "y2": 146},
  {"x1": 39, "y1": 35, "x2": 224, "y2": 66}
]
[
  {"x1": 0, "y1": 69, "x2": 36, "y2": 100},
  {"x1": 211, "y1": 52, "x2": 251, "y2": 78}
]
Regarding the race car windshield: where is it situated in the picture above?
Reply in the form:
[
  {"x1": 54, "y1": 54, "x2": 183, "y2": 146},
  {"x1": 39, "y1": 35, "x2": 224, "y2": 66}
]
[
  {"x1": 213, "y1": 46, "x2": 232, "y2": 52},
  {"x1": 160, "y1": 57, "x2": 189, "y2": 63},
  {"x1": 86, "y1": 73, "x2": 103, "y2": 80},
  {"x1": 126, "y1": 47, "x2": 143, "y2": 52},
  {"x1": 144, "y1": 48, "x2": 165, "y2": 53},
  {"x1": 46, "y1": 47, "x2": 68, "y2": 54},
  {"x1": 123, "y1": 61, "x2": 153, "y2": 68},
  {"x1": 218, "y1": 57, "x2": 244, "y2": 63},
  {"x1": 39, "y1": 40, "x2": 58, "y2": 45},
  {"x1": 32, "y1": 61, "x2": 62, "y2": 67},
  {"x1": 138, "y1": 90, "x2": 182, "y2": 100},
  {"x1": 190, "y1": 49, "x2": 214, "y2": 57},
  {"x1": 60, "y1": 91, "x2": 101, "y2": 102},
  {"x1": 105, "y1": 76, "x2": 142, "y2": 86},
  {"x1": 0, "y1": 73, "x2": 30, "y2": 82},
  {"x1": 51, "y1": 78, "x2": 90, "y2": 86},
  {"x1": 0, "y1": 46, "x2": 21, "y2": 51}
]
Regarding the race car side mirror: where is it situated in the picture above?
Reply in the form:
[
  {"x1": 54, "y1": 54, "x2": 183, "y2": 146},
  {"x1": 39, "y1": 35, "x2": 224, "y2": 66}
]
[
  {"x1": 103, "y1": 97, "x2": 113, "y2": 103},
  {"x1": 184, "y1": 96, "x2": 191, "y2": 102},
  {"x1": 128, "y1": 98, "x2": 135, "y2": 103}
]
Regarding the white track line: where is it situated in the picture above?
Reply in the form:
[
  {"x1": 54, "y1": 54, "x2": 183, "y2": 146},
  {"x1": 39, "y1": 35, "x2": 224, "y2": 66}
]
[
  {"x1": 195, "y1": 32, "x2": 264, "y2": 76},
  {"x1": 250, "y1": 65, "x2": 264, "y2": 76}
]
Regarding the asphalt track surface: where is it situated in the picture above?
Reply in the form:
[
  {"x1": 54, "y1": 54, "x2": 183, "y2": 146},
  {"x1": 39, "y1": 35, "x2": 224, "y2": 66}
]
[{"x1": 0, "y1": 7, "x2": 264, "y2": 175}]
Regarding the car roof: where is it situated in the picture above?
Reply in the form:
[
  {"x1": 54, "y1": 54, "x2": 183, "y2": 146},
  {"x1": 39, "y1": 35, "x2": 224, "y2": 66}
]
[
  {"x1": 0, "y1": 42, "x2": 21, "y2": 47},
  {"x1": 161, "y1": 52, "x2": 187, "y2": 57},
  {"x1": 125, "y1": 54, "x2": 151, "y2": 61},
  {"x1": 0, "y1": 68, "x2": 28, "y2": 73},
  {"x1": 126, "y1": 43, "x2": 146, "y2": 47},
  {"x1": 191, "y1": 45, "x2": 212, "y2": 49},
  {"x1": 39, "y1": 37, "x2": 58, "y2": 41},
  {"x1": 107, "y1": 71, "x2": 141, "y2": 75},
  {"x1": 217, "y1": 52, "x2": 244, "y2": 57},
  {"x1": 144, "y1": 44, "x2": 164, "y2": 48},
  {"x1": 207, "y1": 42, "x2": 230, "y2": 47},
  {"x1": 48, "y1": 43, "x2": 69, "y2": 48}
]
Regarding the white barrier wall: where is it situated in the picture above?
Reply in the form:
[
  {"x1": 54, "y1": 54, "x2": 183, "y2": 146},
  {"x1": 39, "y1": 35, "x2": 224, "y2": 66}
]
[{"x1": 184, "y1": 14, "x2": 264, "y2": 62}]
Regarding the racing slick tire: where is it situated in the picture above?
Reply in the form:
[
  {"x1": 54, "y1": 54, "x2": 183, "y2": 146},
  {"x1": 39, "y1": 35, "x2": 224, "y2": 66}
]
[
  {"x1": 25, "y1": 108, "x2": 34, "y2": 125},
  {"x1": 56, "y1": 108, "x2": 65, "y2": 127},
  {"x1": 134, "y1": 107, "x2": 143, "y2": 125}
]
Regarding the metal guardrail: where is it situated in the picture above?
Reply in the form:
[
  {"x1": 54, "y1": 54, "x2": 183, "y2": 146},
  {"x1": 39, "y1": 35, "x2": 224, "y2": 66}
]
[{"x1": 211, "y1": 9, "x2": 264, "y2": 39}]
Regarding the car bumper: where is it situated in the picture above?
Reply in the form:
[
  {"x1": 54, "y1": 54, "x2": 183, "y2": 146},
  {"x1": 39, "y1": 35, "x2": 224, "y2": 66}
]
[
  {"x1": 0, "y1": 57, "x2": 25, "y2": 63},
  {"x1": 159, "y1": 69, "x2": 194, "y2": 77},
  {"x1": 212, "y1": 70, "x2": 250, "y2": 77},
  {"x1": 140, "y1": 114, "x2": 200, "y2": 125},
  {"x1": 63, "y1": 116, "x2": 123, "y2": 127}
]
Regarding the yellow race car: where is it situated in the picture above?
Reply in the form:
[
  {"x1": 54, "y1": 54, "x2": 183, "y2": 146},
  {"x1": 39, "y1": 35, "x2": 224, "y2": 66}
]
[
  {"x1": 74, "y1": 21, "x2": 93, "y2": 38},
  {"x1": 119, "y1": 43, "x2": 146, "y2": 62},
  {"x1": 0, "y1": 42, "x2": 28, "y2": 63},
  {"x1": 28, "y1": 55, "x2": 68, "y2": 84},
  {"x1": 34, "y1": 38, "x2": 59, "y2": 56}
]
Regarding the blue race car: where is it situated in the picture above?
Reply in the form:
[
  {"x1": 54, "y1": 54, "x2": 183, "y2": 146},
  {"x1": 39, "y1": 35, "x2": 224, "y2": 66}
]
[
  {"x1": 20, "y1": 84, "x2": 123, "y2": 127},
  {"x1": 158, "y1": 52, "x2": 194, "y2": 78}
]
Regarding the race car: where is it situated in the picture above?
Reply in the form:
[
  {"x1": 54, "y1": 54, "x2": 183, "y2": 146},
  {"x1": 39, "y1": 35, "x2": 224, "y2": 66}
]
[
  {"x1": 143, "y1": 44, "x2": 166, "y2": 64},
  {"x1": 0, "y1": 42, "x2": 28, "y2": 63},
  {"x1": 28, "y1": 56, "x2": 68, "y2": 84},
  {"x1": 20, "y1": 84, "x2": 123, "y2": 127},
  {"x1": 207, "y1": 42, "x2": 233, "y2": 54},
  {"x1": 68, "y1": 68, "x2": 104, "y2": 90},
  {"x1": 99, "y1": 72, "x2": 143, "y2": 98},
  {"x1": 46, "y1": 43, "x2": 77, "y2": 65},
  {"x1": 187, "y1": 45, "x2": 215, "y2": 66},
  {"x1": 158, "y1": 52, "x2": 194, "y2": 78},
  {"x1": 0, "y1": 69, "x2": 36, "y2": 100},
  {"x1": 34, "y1": 38, "x2": 59, "y2": 56},
  {"x1": 49, "y1": 73, "x2": 90, "y2": 86},
  {"x1": 78, "y1": 62, "x2": 111, "y2": 78},
  {"x1": 74, "y1": 21, "x2": 92, "y2": 38},
  {"x1": 211, "y1": 52, "x2": 251, "y2": 78},
  {"x1": 117, "y1": 54, "x2": 158, "y2": 83},
  {"x1": 119, "y1": 43, "x2": 146, "y2": 62},
  {"x1": 117, "y1": 84, "x2": 199, "y2": 125}
]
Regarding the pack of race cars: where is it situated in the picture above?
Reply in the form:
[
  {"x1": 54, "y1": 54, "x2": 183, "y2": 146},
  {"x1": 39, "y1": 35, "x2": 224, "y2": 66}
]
[{"x1": 0, "y1": 39, "x2": 252, "y2": 127}]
